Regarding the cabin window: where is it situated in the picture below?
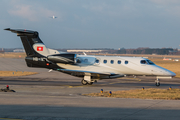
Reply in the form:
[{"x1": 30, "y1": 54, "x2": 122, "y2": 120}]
[
  {"x1": 117, "y1": 60, "x2": 121, "y2": 64},
  {"x1": 104, "y1": 60, "x2": 107, "y2": 64},
  {"x1": 110, "y1": 60, "x2": 114, "y2": 64},
  {"x1": 95, "y1": 59, "x2": 99, "y2": 63},
  {"x1": 125, "y1": 61, "x2": 128, "y2": 64},
  {"x1": 140, "y1": 60, "x2": 147, "y2": 64}
]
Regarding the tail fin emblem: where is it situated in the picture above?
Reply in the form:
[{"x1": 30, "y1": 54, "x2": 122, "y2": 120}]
[{"x1": 37, "y1": 46, "x2": 43, "y2": 51}]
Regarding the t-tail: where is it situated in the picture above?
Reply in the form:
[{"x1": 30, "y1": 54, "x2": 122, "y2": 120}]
[{"x1": 4, "y1": 28, "x2": 76, "y2": 69}]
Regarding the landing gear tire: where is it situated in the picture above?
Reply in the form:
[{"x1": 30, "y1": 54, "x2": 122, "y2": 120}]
[
  {"x1": 81, "y1": 79, "x2": 88, "y2": 85},
  {"x1": 155, "y1": 82, "x2": 160, "y2": 86},
  {"x1": 155, "y1": 78, "x2": 160, "y2": 87},
  {"x1": 87, "y1": 82, "x2": 93, "y2": 85}
]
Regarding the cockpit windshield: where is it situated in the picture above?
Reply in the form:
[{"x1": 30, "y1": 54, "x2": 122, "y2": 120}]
[
  {"x1": 76, "y1": 56, "x2": 96, "y2": 65},
  {"x1": 146, "y1": 60, "x2": 155, "y2": 65},
  {"x1": 140, "y1": 60, "x2": 155, "y2": 65}
]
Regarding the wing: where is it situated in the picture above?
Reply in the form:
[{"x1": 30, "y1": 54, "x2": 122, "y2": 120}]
[{"x1": 60, "y1": 69, "x2": 124, "y2": 77}]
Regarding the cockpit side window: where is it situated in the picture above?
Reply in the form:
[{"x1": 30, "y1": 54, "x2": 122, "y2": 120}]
[{"x1": 140, "y1": 60, "x2": 147, "y2": 64}]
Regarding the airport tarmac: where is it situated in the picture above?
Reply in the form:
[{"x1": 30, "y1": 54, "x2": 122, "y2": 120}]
[{"x1": 0, "y1": 58, "x2": 180, "y2": 120}]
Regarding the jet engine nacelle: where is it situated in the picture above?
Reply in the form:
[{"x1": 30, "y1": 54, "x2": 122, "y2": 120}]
[{"x1": 47, "y1": 54, "x2": 76, "y2": 64}]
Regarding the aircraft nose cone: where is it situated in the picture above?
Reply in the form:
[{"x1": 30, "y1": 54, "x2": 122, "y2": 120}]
[
  {"x1": 169, "y1": 71, "x2": 176, "y2": 77},
  {"x1": 156, "y1": 65, "x2": 176, "y2": 77},
  {"x1": 164, "y1": 70, "x2": 176, "y2": 77}
]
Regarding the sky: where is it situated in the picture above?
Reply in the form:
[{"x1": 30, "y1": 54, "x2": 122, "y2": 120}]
[{"x1": 1, "y1": 0, "x2": 180, "y2": 49}]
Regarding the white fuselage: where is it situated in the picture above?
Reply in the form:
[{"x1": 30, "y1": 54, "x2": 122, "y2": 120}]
[{"x1": 57, "y1": 55, "x2": 176, "y2": 78}]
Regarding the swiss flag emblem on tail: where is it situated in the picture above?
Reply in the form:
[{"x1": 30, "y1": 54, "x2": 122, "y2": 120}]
[{"x1": 37, "y1": 47, "x2": 43, "y2": 51}]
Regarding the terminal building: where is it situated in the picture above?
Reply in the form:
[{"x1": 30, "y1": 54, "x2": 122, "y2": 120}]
[
  {"x1": 67, "y1": 50, "x2": 105, "y2": 53},
  {"x1": 13, "y1": 49, "x2": 25, "y2": 52}
]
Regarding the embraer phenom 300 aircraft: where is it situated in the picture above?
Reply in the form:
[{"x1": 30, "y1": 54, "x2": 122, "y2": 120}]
[{"x1": 5, "y1": 28, "x2": 176, "y2": 86}]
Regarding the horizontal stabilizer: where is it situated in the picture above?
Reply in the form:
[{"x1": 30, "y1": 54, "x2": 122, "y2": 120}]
[{"x1": 4, "y1": 28, "x2": 37, "y2": 35}]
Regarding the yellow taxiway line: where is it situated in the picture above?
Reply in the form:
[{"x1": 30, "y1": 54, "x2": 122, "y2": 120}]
[{"x1": 68, "y1": 85, "x2": 84, "y2": 88}]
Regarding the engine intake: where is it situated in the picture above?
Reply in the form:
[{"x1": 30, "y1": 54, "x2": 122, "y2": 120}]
[{"x1": 47, "y1": 54, "x2": 76, "y2": 64}]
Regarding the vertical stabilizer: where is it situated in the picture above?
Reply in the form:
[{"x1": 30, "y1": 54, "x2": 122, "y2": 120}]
[
  {"x1": 4, "y1": 28, "x2": 60, "y2": 69},
  {"x1": 4, "y1": 28, "x2": 50, "y2": 57}
]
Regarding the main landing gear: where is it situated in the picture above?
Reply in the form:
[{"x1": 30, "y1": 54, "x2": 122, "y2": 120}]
[
  {"x1": 81, "y1": 79, "x2": 93, "y2": 85},
  {"x1": 155, "y1": 78, "x2": 160, "y2": 86}
]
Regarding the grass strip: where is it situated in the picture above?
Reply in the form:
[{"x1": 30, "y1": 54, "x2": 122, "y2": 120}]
[
  {"x1": 83, "y1": 88, "x2": 180, "y2": 100},
  {"x1": 0, "y1": 71, "x2": 38, "y2": 76}
]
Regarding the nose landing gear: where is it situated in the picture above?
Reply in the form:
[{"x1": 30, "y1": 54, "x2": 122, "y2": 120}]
[
  {"x1": 155, "y1": 78, "x2": 160, "y2": 86},
  {"x1": 81, "y1": 79, "x2": 93, "y2": 85},
  {"x1": 81, "y1": 79, "x2": 87, "y2": 85}
]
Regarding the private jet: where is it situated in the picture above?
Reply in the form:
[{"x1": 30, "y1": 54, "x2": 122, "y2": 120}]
[
  {"x1": 5, "y1": 28, "x2": 176, "y2": 86},
  {"x1": 50, "y1": 15, "x2": 57, "y2": 19}
]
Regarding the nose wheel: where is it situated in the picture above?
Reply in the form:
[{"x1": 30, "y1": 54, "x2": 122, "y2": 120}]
[
  {"x1": 155, "y1": 78, "x2": 160, "y2": 86},
  {"x1": 81, "y1": 79, "x2": 87, "y2": 85},
  {"x1": 81, "y1": 79, "x2": 93, "y2": 85}
]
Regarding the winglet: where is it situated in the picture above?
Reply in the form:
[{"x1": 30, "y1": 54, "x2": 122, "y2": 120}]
[{"x1": 4, "y1": 28, "x2": 10, "y2": 31}]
